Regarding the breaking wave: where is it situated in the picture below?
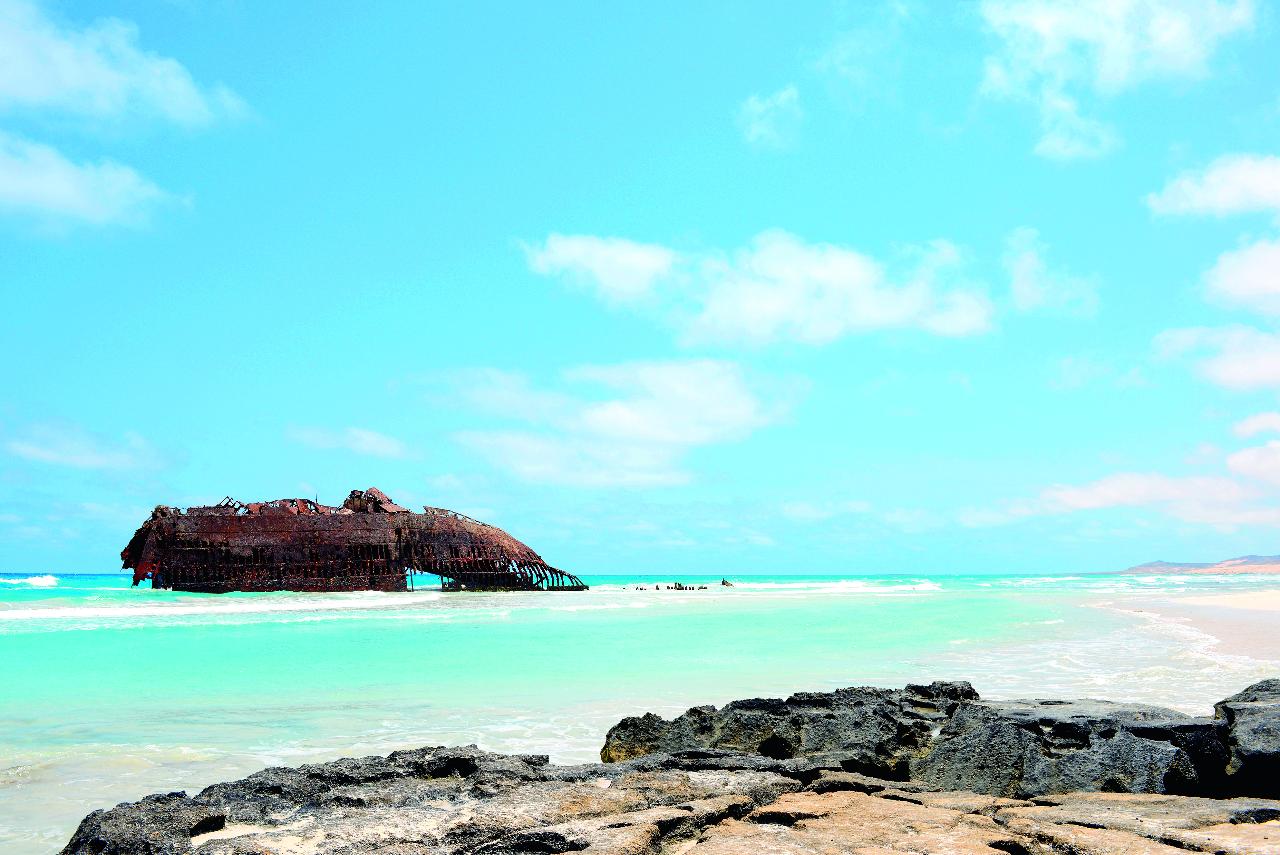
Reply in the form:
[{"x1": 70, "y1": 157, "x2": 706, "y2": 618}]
[
  {"x1": 0, "y1": 590, "x2": 443, "y2": 623},
  {"x1": 0, "y1": 575, "x2": 58, "y2": 588}
]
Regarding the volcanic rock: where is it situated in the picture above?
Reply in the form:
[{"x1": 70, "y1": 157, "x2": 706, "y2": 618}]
[
  {"x1": 63, "y1": 679, "x2": 1280, "y2": 854},
  {"x1": 601, "y1": 680, "x2": 1275, "y2": 799},
  {"x1": 1216, "y1": 677, "x2": 1280, "y2": 796}
]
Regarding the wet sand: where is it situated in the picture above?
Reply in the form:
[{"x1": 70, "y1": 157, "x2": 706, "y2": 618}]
[{"x1": 1130, "y1": 590, "x2": 1280, "y2": 661}]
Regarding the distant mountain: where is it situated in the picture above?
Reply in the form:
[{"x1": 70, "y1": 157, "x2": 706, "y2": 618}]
[{"x1": 1123, "y1": 555, "x2": 1280, "y2": 575}]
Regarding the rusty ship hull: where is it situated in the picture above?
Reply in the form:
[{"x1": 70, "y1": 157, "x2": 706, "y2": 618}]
[{"x1": 121, "y1": 488, "x2": 587, "y2": 594}]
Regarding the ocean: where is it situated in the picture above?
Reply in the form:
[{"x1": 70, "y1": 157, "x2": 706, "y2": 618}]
[{"x1": 3, "y1": 571, "x2": 1278, "y2": 853}]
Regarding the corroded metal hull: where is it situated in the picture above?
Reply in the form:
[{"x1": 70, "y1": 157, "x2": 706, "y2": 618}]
[{"x1": 121, "y1": 488, "x2": 587, "y2": 593}]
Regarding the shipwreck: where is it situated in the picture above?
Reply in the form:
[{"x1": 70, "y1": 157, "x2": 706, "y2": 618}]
[{"x1": 121, "y1": 487, "x2": 587, "y2": 593}]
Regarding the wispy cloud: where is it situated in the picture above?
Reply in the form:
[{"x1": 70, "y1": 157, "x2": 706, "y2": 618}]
[
  {"x1": 1234, "y1": 412, "x2": 1280, "y2": 437},
  {"x1": 287, "y1": 426, "x2": 409, "y2": 458},
  {"x1": 0, "y1": 0, "x2": 244, "y2": 226},
  {"x1": 457, "y1": 360, "x2": 786, "y2": 487},
  {"x1": 528, "y1": 229, "x2": 994, "y2": 346},
  {"x1": 1146, "y1": 154, "x2": 1280, "y2": 218},
  {"x1": 1004, "y1": 226, "x2": 1098, "y2": 314},
  {"x1": 1156, "y1": 325, "x2": 1280, "y2": 390},
  {"x1": 1202, "y1": 238, "x2": 1280, "y2": 316},
  {"x1": 980, "y1": 0, "x2": 1254, "y2": 159},
  {"x1": 686, "y1": 232, "x2": 992, "y2": 344},
  {"x1": 1226, "y1": 441, "x2": 1280, "y2": 486},
  {"x1": 1042, "y1": 472, "x2": 1250, "y2": 512},
  {"x1": 0, "y1": 131, "x2": 166, "y2": 224},
  {"x1": 523, "y1": 234, "x2": 676, "y2": 303},
  {"x1": 0, "y1": 0, "x2": 245, "y2": 125},
  {"x1": 737, "y1": 85, "x2": 802, "y2": 148},
  {"x1": 956, "y1": 443, "x2": 1280, "y2": 532},
  {"x1": 5, "y1": 425, "x2": 160, "y2": 469},
  {"x1": 952, "y1": 471, "x2": 1276, "y2": 530},
  {"x1": 1148, "y1": 154, "x2": 1280, "y2": 390}
]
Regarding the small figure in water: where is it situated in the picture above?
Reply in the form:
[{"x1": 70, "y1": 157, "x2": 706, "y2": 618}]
[{"x1": 721, "y1": 577, "x2": 733, "y2": 587}]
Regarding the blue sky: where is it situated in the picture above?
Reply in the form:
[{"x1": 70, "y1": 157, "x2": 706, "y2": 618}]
[{"x1": 3, "y1": 0, "x2": 1280, "y2": 575}]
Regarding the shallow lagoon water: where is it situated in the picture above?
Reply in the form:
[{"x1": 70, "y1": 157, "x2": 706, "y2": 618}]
[{"x1": 3, "y1": 571, "x2": 1279, "y2": 853}]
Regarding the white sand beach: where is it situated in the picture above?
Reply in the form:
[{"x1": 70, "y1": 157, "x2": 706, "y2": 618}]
[{"x1": 1127, "y1": 590, "x2": 1280, "y2": 661}]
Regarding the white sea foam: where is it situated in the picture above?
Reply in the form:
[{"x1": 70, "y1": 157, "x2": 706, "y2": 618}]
[
  {"x1": 0, "y1": 590, "x2": 442, "y2": 622},
  {"x1": 723, "y1": 579, "x2": 942, "y2": 593},
  {"x1": 0, "y1": 575, "x2": 57, "y2": 587}
]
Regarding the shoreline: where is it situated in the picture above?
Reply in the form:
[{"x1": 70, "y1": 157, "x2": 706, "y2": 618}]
[
  {"x1": 11, "y1": 572, "x2": 1280, "y2": 854},
  {"x1": 1108, "y1": 589, "x2": 1280, "y2": 661}
]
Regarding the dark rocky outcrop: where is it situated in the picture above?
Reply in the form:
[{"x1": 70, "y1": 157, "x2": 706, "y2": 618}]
[
  {"x1": 1216, "y1": 677, "x2": 1280, "y2": 796},
  {"x1": 61, "y1": 746, "x2": 804, "y2": 855},
  {"x1": 600, "y1": 680, "x2": 977, "y2": 777},
  {"x1": 602, "y1": 679, "x2": 1280, "y2": 800},
  {"x1": 60, "y1": 746, "x2": 1280, "y2": 855},
  {"x1": 62, "y1": 679, "x2": 1280, "y2": 854}
]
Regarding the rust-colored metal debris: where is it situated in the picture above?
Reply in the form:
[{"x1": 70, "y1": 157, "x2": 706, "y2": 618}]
[{"x1": 121, "y1": 488, "x2": 587, "y2": 593}]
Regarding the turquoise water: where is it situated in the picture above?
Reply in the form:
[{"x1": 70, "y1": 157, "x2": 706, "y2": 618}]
[{"x1": 3, "y1": 571, "x2": 1279, "y2": 853}]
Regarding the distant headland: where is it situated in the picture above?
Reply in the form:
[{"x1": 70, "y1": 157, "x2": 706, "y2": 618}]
[{"x1": 1123, "y1": 555, "x2": 1280, "y2": 575}]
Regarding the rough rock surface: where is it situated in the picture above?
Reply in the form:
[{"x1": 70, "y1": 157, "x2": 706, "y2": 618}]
[
  {"x1": 1215, "y1": 677, "x2": 1280, "y2": 796},
  {"x1": 603, "y1": 679, "x2": 1280, "y2": 799},
  {"x1": 60, "y1": 746, "x2": 1280, "y2": 855},
  {"x1": 63, "y1": 680, "x2": 1280, "y2": 854},
  {"x1": 61, "y1": 747, "x2": 804, "y2": 855},
  {"x1": 600, "y1": 681, "x2": 977, "y2": 775}
]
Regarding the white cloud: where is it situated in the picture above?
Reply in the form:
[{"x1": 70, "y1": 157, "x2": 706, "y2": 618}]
[
  {"x1": 457, "y1": 360, "x2": 781, "y2": 487},
  {"x1": 1234, "y1": 412, "x2": 1280, "y2": 437},
  {"x1": 0, "y1": 130, "x2": 165, "y2": 224},
  {"x1": 686, "y1": 232, "x2": 993, "y2": 344},
  {"x1": 981, "y1": 0, "x2": 1254, "y2": 159},
  {"x1": 0, "y1": 0, "x2": 245, "y2": 125},
  {"x1": 5, "y1": 425, "x2": 159, "y2": 469},
  {"x1": 1156, "y1": 325, "x2": 1280, "y2": 389},
  {"x1": 1035, "y1": 470, "x2": 1280, "y2": 527},
  {"x1": 1227, "y1": 441, "x2": 1280, "y2": 485},
  {"x1": 568, "y1": 361, "x2": 768, "y2": 445},
  {"x1": 1042, "y1": 471, "x2": 1249, "y2": 511},
  {"x1": 1201, "y1": 237, "x2": 1280, "y2": 316},
  {"x1": 529, "y1": 229, "x2": 995, "y2": 346},
  {"x1": 1169, "y1": 503, "x2": 1280, "y2": 527},
  {"x1": 524, "y1": 234, "x2": 676, "y2": 303},
  {"x1": 288, "y1": 426, "x2": 409, "y2": 458},
  {"x1": 0, "y1": 1, "x2": 245, "y2": 228},
  {"x1": 1147, "y1": 154, "x2": 1280, "y2": 217},
  {"x1": 737, "y1": 85, "x2": 802, "y2": 148},
  {"x1": 1004, "y1": 226, "x2": 1097, "y2": 313},
  {"x1": 954, "y1": 438, "x2": 1280, "y2": 530}
]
